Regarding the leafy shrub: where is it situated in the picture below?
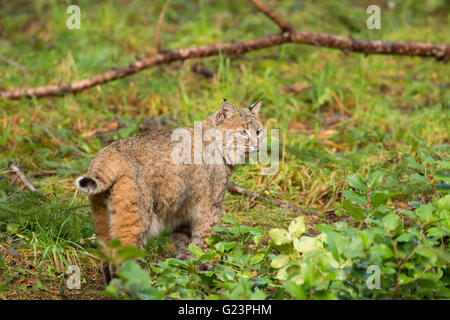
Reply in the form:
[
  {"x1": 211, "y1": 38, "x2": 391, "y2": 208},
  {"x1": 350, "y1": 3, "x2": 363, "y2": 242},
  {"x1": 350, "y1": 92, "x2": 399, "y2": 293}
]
[
  {"x1": 268, "y1": 152, "x2": 450, "y2": 299},
  {"x1": 103, "y1": 219, "x2": 275, "y2": 300}
]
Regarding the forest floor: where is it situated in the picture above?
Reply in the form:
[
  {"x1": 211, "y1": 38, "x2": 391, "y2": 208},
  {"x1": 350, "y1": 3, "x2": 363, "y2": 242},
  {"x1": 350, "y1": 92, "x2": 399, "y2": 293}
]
[{"x1": 0, "y1": 0, "x2": 448, "y2": 299}]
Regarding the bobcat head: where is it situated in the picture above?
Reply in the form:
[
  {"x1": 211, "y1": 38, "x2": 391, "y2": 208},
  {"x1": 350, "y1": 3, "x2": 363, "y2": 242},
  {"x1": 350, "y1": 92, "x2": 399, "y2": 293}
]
[{"x1": 214, "y1": 99, "x2": 264, "y2": 165}]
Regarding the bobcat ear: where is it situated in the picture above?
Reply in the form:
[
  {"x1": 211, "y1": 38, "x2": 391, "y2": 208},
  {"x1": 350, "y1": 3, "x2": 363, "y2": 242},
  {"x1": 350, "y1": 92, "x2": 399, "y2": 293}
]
[
  {"x1": 217, "y1": 100, "x2": 238, "y2": 124},
  {"x1": 248, "y1": 99, "x2": 263, "y2": 115}
]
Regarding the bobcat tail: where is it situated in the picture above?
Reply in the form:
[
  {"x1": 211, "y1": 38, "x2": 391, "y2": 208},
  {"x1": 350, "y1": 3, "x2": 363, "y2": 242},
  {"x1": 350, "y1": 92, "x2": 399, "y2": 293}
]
[
  {"x1": 75, "y1": 169, "x2": 117, "y2": 195},
  {"x1": 76, "y1": 147, "x2": 122, "y2": 195}
]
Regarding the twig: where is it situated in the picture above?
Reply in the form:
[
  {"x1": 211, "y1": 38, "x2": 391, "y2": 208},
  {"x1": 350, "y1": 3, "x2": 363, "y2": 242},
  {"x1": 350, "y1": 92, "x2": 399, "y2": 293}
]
[
  {"x1": 191, "y1": 63, "x2": 215, "y2": 78},
  {"x1": 32, "y1": 171, "x2": 57, "y2": 178},
  {"x1": 0, "y1": 54, "x2": 31, "y2": 74},
  {"x1": 155, "y1": 0, "x2": 171, "y2": 53},
  {"x1": 423, "y1": 163, "x2": 440, "y2": 199},
  {"x1": 249, "y1": 0, "x2": 294, "y2": 32},
  {"x1": 228, "y1": 183, "x2": 317, "y2": 216},
  {"x1": 390, "y1": 219, "x2": 428, "y2": 299},
  {"x1": 8, "y1": 162, "x2": 37, "y2": 192}
]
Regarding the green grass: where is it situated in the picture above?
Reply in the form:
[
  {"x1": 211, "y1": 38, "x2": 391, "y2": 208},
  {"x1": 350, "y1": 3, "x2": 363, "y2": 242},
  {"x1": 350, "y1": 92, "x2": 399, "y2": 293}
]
[{"x1": 0, "y1": 0, "x2": 449, "y2": 299}]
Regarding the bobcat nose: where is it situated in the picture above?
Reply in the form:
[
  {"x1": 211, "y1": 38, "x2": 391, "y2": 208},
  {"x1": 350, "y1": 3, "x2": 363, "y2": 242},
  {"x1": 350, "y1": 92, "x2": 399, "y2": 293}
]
[{"x1": 250, "y1": 137, "x2": 259, "y2": 151}]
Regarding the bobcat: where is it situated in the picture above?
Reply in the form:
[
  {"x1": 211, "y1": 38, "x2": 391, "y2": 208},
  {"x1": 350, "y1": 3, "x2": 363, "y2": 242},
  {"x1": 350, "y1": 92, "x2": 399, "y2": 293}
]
[{"x1": 75, "y1": 99, "x2": 264, "y2": 284}]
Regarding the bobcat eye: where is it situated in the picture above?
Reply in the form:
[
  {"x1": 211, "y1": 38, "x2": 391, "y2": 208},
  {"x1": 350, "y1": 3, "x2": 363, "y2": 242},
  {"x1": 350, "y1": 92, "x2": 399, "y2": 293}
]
[
  {"x1": 238, "y1": 130, "x2": 248, "y2": 137},
  {"x1": 256, "y1": 130, "x2": 264, "y2": 136}
]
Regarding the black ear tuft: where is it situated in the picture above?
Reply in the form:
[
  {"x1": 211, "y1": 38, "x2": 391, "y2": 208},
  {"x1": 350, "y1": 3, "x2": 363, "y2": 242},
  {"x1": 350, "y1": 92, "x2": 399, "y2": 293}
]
[{"x1": 248, "y1": 98, "x2": 263, "y2": 115}]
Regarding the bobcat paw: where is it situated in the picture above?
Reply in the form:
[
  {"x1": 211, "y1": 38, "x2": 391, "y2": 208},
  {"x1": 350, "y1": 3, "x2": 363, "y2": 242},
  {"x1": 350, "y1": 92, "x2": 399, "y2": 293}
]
[
  {"x1": 198, "y1": 262, "x2": 214, "y2": 271},
  {"x1": 102, "y1": 261, "x2": 115, "y2": 286},
  {"x1": 176, "y1": 252, "x2": 193, "y2": 260}
]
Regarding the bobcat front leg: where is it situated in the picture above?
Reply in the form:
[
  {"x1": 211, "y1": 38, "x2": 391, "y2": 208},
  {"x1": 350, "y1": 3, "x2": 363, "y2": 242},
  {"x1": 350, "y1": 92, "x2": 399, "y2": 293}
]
[
  {"x1": 172, "y1": 223, "x2": 192, "y2": 260},
  {"x1": 191, "y1": 207, "x2": 221, "y2": 271}
]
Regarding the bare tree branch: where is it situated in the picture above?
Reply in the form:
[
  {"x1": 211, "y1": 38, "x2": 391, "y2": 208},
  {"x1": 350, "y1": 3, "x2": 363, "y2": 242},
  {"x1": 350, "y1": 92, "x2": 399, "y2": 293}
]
[
  {"x1": 155, "y1": 0, "x2": 171, "y2": 53},
  {"x1": 1, "y1": 31, "x2": 448, "y2": 100},
  {"x1": 249, "y1": 0, "x2": 294, "y2": 32},
  {"x1": 228, "y1": 183, "x2": 317, "y2": 216}
]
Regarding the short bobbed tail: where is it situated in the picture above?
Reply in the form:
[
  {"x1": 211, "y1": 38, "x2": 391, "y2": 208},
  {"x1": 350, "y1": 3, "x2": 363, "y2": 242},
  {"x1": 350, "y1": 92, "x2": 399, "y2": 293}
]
[{"x1": 75, "y1": 176, "x2": 98, "y2": 194}]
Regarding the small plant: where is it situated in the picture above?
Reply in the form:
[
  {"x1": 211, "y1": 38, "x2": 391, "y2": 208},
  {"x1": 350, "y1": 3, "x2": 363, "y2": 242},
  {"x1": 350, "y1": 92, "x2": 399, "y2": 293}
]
[
  {"x1": 0, "y1": 191, "x2": 95, "y2": 272},
  {"x1": 405, "y1": 149, "x2": 450, "y2": 199}
]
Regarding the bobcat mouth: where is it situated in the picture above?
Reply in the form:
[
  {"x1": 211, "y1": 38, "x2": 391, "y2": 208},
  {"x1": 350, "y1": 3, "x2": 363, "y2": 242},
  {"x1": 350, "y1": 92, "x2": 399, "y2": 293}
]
[{"x1": 244, "y1": 146, "x2": 258, "y2": 153}]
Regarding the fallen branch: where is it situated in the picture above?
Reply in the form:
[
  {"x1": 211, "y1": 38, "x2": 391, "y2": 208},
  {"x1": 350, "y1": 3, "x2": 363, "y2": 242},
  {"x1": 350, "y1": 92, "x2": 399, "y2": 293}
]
[
  {"x1": 228, "y1": 183, "x2": 317, "y2": 216},
  {"x1": 249, "y1": 0, "x2": 294, "y2": 32},
  {"x1": 1, "y1": 31, "x2": 448, "y2": 100},
  {"x1": 8, "y1": 162, "x2": 37, "y2": 192}
]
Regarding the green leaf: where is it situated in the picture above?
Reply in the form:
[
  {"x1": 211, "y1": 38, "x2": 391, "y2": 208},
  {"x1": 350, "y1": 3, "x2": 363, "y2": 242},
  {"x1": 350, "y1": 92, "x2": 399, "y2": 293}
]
[
  {"x1": 205, "y1": 235, "x2": 221, "y2": 246},
  {"x1": 427, "y1": 227, "x2": 449, "y2": 238},
  {"x1": 344, "y1": 237, "x2": 364, "y2": 260},
  {"x1": 418, "y1": 149, "x2": 434, "y2": 165},
  {"x1": 382, "y1": 213, "x2": 400, "y2": 231},
  {"x1": 166, "y1": 258, "x2": 189, "y2": 267},
  {"x1": 223, "y1": 242, "x2": 236, "y2": 251},
  {"x1": 282, "y1": 280, "x2": 307, "y2": 299},
  {"x1": 405, "y1": 156, "x2": 424, "y2": 173},
  {"x1": 417, "y1": 247, "x2": 437, "y2": 264},
  {"x1": 6, "y1": 223, "x2": 19, "y2": 235},
  {"x1": 342, "y1": 190, "x2": 367, "y2": 205},
  {"x1": 116, "y1": 246, "x2": 146, "y2": 262},
  {"x1": 268, "y1": 228, "x2": 291, "y2": 246},
  {"x1": 189, "y1": 243, "x2": 204, "y2": 258},
  {"x1": 221, "y1": 216, "x2": 238, "y2": 224},
  {"x1": 435, "y1": 172, "x2": 450, "y2": 183},
  {"x1": 250, "y1": 253, "x2": 265, "y2": 265},
  {"x1": 288, "y1": 216, "x2": 306, "y2": 237},
  {"x1": 370, "y1": 244, "x2": 394, "y2": 260},
  {"x1": 370, "y1": 191, "x2": 390, "y2": 208},
  {"x1": 214, "y1": 242, "x2": 225, "y2": 254},
  {"x1": 250, "y1": 288, "x2": 266, "y2": 300},
  {"x1": 368, "y1": 171, "x2": 384, "y2": 189},
  {"x1": 416, "y1": 203, "x2": 435, "y2": 222},
  {"x1": 109, "y1": 238, "x2": 122, "y2": 249},
  {"x1": 395, "y1": 231, "x2": 417, "y2": 242},
  {"x1": 119, "y1": 260, "x2": 151, "y2": 283},
  {"x1": 436, "y1": 161, "x2": 450, "y2": 170},
  {"x1": 411, "y1": 173, "x2": 430, "y2": 185},
  {"x1": 398, "y1": 274, "x2": 413, "y2": 285},
  {"x1": 325, "y1": 231, "x2": 341, "y2": 262},
  {"x1": 346, "y1": 175, "x2": 368, "y2": 193},
  {"x1": 293, "y1": 236, "x2": 319, "y2": 254},
  {"x1": 342, "y1": 199, "x2": 364, "y2": 221},
  {"x1": 215, "y1": 266, "x2": 236, "y2": 282},
  {"x1": 271, "y1": 254, "x2": 290, "y2": 269}
]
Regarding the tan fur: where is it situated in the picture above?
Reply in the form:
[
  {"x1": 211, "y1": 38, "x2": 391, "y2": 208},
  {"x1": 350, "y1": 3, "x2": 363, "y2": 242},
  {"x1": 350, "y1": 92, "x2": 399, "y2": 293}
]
[{"x1": 76, "y1": 100, "x2": 264, "y2": 282}]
